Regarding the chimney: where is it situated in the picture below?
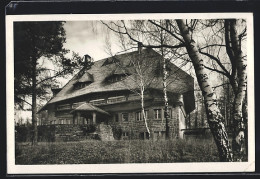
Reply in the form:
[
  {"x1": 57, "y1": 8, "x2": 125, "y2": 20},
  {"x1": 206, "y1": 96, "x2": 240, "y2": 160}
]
[{"x1": 84, "y1": 54, "x2": 91, "y2": 67}]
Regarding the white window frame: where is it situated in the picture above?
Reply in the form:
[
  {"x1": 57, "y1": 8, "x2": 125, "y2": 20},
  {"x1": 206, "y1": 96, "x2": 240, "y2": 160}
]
[
  {"x1": 107, "y1": 96, "x2": 126, "y2": 104},
  {"x1": 122, "y1": 132, "x2": 129, "y2": 137},
  {"x1": 154, "y1": 109, "x2": 162, "y2": 119},
  {"x1": 89, "y1": 99, "x2": 106, "y2": 106},
  {"x1": 136, "y1": 111, "x2": 142, "y2": 121},
  {"x1": 57, "y1": 104, "x2": 71, "y2": 111},
  {"x1": 122, "y1": 113, "x2": 128, "y2": 122}
]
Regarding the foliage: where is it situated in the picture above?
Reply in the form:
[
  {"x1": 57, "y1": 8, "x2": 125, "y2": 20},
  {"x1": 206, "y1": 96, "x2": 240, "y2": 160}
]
[
  {"x1": 14, "y1": 21, "x2": 91, "y2": 144},
  {"x1": 15, "y1": 124, "x2": 32, "y2": 142},
  {"x1": 16, "y1": 125, "x2": 56, "y2": 142},
  {"x1": 80, "y1": 124, "x2": 96, "y2": 134},
  {"x1": 111, "y1": 126, "x2": 122, "y2": 140},
  {"x1": 14, "y1": 21, "x2": 87, "y2": 109},
  {"x1": 15, "y1": 139, "x2": 220, "y2": 164}
]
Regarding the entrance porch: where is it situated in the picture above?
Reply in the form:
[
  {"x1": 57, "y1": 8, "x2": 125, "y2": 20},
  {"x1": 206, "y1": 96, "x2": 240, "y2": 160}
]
[{"x1": 70, "y1": 102, "x2": 111, "y2": 125}]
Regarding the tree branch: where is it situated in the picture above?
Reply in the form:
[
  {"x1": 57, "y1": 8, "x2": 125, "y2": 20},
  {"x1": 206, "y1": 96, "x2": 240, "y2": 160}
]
[
  {"x1": 148, "y1": 20, "x2": 185, "y2": 43},
  {"x1": 15, "y1": 96, "x2": 32, "y2": 107},
  {"x1": 101, "y1": 20, "x2": 185, "y2": 49},
  {"x1": 36, "y1": 68, "x2": 69, "y2": 86},
  {"x1": 203, "y1": 65, "x2": 228, "y2": 77},
  {"x1": 198, "y1": 50, "x2": 230, "y2": 77},
  {"x1": 199, "y1": 44, "x2": 226, "y2": 51}
]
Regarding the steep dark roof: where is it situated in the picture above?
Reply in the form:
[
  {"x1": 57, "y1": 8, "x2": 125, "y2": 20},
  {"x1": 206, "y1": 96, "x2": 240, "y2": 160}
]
[{"x1": 40, "y1": 49, "x2": 195, "y2": 112}]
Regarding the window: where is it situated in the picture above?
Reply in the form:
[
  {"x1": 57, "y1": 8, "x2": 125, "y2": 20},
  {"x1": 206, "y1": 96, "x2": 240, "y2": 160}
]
[
  {"x1": 136, "y1": 110, "x2": 148, "y2": 121},
  {"x1": 122, "y1": 113, "x2": 128, "y2": 122},
  {"x1": 154, "y1": 109, "x2": 162, "y2": 119},
  {"x1": 122, "y1": 132, "x2": 129, "y2": 137},
  {"x1": 57, "y1": 104, "x2": 71, "y2": 111},
  {"x1": 107, "y1": 96, "x2": 126, "y2": 104},
  {"x1": 66, "y1": 119, "x2": 71, "y2": 124},
  {"x1": 169, "y1": 108, "x2": 172, "y2": 118},
  {"x1": 128, "y1": 93, "x2": 149, "y2": 101},
  {"x1": 72, "y1": 102, "x2": 85, "y2": 109},
  {"x1": 115, "y1": 114, "x2": 119, "y2": 122},
  {"x1": 139, "y1": 132, "x2": 149, "y2": 140},
  {"x1": 73, "y1": 81, "x2": 92, "y2": 90},
  {"x1": 59, "y1": 119, "x2": 66, "y2": 124},
  {"x1": 136, "y1": 111, "x2": 142, "y2": 121},
  {"x1": 107, "y1": 74, "x2": 126, "y2": 83},
  {"x1": 89, "y1": 99, "x2": 106, "y2": 106}
]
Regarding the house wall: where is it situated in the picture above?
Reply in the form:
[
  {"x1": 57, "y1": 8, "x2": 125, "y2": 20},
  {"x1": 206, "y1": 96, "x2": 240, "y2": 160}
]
[
  {"x1": 46, "y1": 90, "x2": 187, "y2": 139},
  {"x1": 108, "y1": 105, "x2": 182, "y2": 140},
  {"x1": 47, "y1": 104, "x2": 56, "y2": 124}
]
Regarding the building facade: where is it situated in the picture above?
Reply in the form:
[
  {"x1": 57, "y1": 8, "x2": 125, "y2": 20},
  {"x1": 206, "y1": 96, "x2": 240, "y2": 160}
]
[{"x1": 39, "y1": 49, "x2": 195, "y2": 140}]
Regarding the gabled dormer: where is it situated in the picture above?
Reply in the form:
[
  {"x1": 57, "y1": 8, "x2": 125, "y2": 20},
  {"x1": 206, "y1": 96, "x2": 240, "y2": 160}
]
[
  {"x1": 105, "y1": 67, "x2": 130, "y2": 83},
  {"x1": 74, "y1": 72, "x2": 93, "y2": 90}
]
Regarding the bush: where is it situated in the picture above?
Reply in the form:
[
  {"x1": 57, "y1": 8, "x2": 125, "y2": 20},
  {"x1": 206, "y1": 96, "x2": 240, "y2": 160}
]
[
  {"x1": 15, "y1": 139, "x2": 219, "y2": 164},
  {"x1": 111, "y1": 127, "x2": 122, "y2": 140}
]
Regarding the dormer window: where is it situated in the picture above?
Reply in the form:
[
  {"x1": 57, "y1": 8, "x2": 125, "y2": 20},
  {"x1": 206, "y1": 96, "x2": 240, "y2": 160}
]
[
  {"x1": 74, "y1": 72, "x2": 93, "y2": 90},
  {"x1": 107, "y1": 74, "x2": 126, "y2": 83},
  {"x1": 73, "y1": 81, "x2": 92, "y2": 90}
]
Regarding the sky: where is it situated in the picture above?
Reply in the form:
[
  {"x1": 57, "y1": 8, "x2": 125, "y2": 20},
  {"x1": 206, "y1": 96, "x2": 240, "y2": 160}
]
[
  {"x1": 15, "y1": 20, "x2": 230, "y2": 122},
  {"x1": 46, "y1": 20, "x2": 226, "y2": 95},
  {"x1": 63, "y1": 21, "x2": 121, "y2": 61}
]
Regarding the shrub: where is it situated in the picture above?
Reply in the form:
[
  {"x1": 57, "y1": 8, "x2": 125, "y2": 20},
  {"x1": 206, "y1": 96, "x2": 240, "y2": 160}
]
[
  {"x1": 111, "y1": 126, "x2": 122, "y2": 140},
  {"x1": 15, "y1": 139, "x2": 219, "y2": 164}
]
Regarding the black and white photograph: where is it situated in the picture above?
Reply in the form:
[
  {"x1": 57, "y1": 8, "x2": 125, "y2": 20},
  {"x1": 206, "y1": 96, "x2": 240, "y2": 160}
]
[{"x1": 6, "y1": 13, "x2": 254, "y2": 173}]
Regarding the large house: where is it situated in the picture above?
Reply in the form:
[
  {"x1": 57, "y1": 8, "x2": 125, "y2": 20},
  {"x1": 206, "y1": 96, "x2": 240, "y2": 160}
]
[{"x1": 39, "y1": 49, "x2": 195, "y2": 140}]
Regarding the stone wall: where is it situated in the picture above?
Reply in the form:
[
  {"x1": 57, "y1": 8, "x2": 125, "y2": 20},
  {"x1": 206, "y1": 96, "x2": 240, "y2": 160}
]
[
  {"x1": 16, "y1": 124, "x2": 99, "y2": 142},
  {"x1": 53, "y1": 124, "x2": 98, "y2": 141},
  {"x1": 109, "y1": 106, "x2": 182, "y2": 140}
]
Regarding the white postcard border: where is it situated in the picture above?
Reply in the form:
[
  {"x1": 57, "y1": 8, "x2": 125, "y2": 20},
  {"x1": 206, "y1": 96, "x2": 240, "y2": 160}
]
[{"x1": 6, "y1": 13, "x2": 255, "y2": 174}]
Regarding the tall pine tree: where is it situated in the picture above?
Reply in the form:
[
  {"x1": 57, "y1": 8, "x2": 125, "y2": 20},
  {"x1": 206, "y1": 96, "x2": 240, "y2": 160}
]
[{"x1": 14, "y1": 21, "x2": 84, "y2": 145}]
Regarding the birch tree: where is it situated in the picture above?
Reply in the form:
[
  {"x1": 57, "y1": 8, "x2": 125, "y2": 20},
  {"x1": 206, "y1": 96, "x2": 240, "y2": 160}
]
[
  {"x1": 104, "y1": 44, "x2": 159, "y2": 138},
  {"x1": 189, "y1": 19, "x2": 247, "y2": 161},
  {"x1": 176, "y1": 19, "x2": 233, "y2": 161},
  {"x1": 101, "y1": 19, "x2": 248, "y2": 161}
]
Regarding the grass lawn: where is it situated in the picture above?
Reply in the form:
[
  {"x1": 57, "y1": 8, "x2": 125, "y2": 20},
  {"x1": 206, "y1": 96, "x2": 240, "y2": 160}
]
[{"x1": 15, "y1": 139, "x2": 219, "y2": 164}]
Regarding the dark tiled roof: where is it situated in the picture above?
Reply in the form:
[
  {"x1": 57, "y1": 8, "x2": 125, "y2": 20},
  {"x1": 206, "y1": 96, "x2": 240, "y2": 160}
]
[{"x1": 40, "y1": 49, "x2": 194, "y2": 112}]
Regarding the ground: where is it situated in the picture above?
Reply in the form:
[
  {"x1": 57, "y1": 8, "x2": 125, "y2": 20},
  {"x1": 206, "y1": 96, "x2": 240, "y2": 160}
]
[{"x1": 15, "y1": 139, "x2": 219, "y2": 164}]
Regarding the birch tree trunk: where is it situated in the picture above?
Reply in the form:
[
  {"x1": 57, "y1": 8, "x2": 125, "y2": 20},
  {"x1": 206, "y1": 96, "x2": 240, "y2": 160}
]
[
  {"x1": 140, "y1": 85, "x2": 150, "y2": 138},
  {"x1": 163, "y1": 57, "x2": 170, "y2": 139},
  {"x1": 176, "y1": 19, "x2": 233, "y2": 162},
  {"x1": 160, "y1": 39, "x2": 170, "y2": 139},
  {"x1": 229, "y1": 19, "x2": 247, "y2": 161}
]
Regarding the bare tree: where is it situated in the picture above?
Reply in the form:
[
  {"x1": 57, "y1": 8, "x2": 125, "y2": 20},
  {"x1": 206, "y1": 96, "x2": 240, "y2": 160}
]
[
  {"x1": 176, "y1": 19, "x2": 233, "y2": 161},
  {"x1": 101, "y1": 19, "x2": 248, "y2": 161},
  {"x1": 103, "y1": 42, "x2": 159, "y2": 138}
]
